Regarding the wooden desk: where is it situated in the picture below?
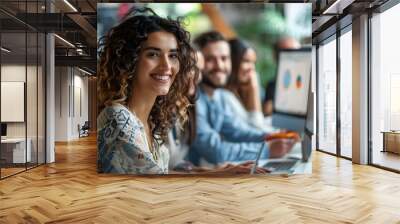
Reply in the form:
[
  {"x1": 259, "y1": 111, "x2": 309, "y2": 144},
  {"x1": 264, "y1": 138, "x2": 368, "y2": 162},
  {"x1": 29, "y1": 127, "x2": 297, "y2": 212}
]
[
  {"x1": 1, "y1": 138, "x2": 32, "y2": 163},
  {"x1": 381, "y1": 131, "x2": 400, "y2": 154}
]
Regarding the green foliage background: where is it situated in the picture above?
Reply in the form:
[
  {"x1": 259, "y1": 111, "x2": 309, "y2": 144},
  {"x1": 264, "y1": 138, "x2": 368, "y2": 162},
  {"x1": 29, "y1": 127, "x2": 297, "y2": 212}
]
[{"x1": 138, "y1": 3, "x2": 311, "y2": 88}]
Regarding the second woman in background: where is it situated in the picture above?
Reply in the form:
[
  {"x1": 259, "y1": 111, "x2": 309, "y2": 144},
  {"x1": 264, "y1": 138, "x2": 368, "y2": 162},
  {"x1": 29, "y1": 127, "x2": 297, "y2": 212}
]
[{"x1": 225, "y1": 38, "x2": 265, "y2": 130}]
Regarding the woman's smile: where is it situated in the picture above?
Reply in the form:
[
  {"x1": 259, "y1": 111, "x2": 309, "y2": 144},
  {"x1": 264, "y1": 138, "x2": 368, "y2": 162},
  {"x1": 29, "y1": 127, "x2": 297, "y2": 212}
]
[{"x1": 150, "y1": 73, "x2": 172, "y2": 83}]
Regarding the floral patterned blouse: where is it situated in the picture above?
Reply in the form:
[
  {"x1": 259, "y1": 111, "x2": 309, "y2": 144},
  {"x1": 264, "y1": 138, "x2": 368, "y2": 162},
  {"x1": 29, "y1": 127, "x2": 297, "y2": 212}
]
[{"x1": 97, "y1": 103, "x2": 169, "y2": 174}]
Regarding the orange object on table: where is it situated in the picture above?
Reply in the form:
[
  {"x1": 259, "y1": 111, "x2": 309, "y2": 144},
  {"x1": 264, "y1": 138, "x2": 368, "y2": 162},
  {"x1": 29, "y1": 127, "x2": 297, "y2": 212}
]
[{"x1": 265, "y1": 131, "x2": 300, "y2": 142}]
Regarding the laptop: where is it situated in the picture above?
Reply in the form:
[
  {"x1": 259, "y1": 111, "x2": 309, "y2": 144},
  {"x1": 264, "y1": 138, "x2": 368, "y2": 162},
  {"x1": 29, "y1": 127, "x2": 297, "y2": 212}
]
[{"x1": 252, "y1": 90, "x2": 313, "y2": 174}]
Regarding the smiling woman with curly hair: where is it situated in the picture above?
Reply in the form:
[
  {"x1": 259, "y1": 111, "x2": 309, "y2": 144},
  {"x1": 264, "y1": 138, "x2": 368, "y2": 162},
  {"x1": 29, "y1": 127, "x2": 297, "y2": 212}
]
[{"x1": 97, "y1": 8, "x2": 198, "y2": 174}]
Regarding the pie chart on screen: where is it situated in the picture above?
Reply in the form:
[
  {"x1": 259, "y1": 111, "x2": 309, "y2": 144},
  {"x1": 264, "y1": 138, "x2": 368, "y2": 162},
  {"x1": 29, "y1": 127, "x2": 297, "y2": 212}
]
[
  {"x1": 296, "y1": 74, "x2": 302, "y2": 89},
  {"x1": 283, "y1": 70, "x2": 291, "y2": 89}
]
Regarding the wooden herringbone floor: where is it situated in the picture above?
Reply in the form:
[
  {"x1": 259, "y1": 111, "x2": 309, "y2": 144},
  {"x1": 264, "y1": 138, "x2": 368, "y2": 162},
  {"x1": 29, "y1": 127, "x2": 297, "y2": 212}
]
[{"x1": 1, "y1": 135, "x2": 400, "y2": 223}]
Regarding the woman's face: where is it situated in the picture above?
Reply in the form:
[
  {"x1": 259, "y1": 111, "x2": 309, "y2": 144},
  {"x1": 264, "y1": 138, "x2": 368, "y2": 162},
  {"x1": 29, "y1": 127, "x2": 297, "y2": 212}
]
[
  {"x1": 237, "y1": 48, "x2": 257, "y2": 84},
  {"x1": 134, "y1": 31, "x2": 180, "y2": 96}
]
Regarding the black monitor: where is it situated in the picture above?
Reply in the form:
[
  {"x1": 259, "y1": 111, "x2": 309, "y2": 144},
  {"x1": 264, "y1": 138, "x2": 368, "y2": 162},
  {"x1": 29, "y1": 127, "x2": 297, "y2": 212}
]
[{"x1": 1, "y1": 123, "x2": 7, "y2": 137}]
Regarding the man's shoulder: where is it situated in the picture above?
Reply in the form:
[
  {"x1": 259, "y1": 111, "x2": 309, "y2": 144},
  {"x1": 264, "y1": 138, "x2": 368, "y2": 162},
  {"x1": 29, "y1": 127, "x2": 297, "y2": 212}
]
[
  {"x1": 216, "y1": 89, "x2": 242, "y2": 111},
  {"x1": 195, "y1": 88, "x2": 237, "y2": 108},
  {"x1": 218, "y1": 88, "x2": 237, "y2": 100}
]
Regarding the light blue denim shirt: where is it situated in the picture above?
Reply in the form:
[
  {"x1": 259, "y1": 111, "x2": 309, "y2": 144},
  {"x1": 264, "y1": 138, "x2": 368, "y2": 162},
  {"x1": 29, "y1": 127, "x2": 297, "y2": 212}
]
[{"x1": 188, "y1": 87, "x2": 269, "y2": 165}]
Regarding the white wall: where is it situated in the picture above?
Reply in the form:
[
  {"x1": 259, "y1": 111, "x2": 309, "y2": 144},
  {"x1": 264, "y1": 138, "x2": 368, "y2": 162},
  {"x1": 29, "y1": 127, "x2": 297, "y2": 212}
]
[
  {"x1": 1, "y1": 65, "x2": 26, "y2": 81},
  {"x1": 1, "y1": 64, "x2": 46, "y2": 163},
  {"x1": 1, "y1": 65, "x2": 26, "y2": 140},
  {"x1": 72, "y1": 73, "x2": 89, "y2": 138},
  {"x1": 1, "y1": 65, "x2": 34, "y2": 138},
  {"x1": 54, "y1": 67, "x2": 89, "y2": 141},
  {"x1": 54, "y1": 66, "x2": 69, "y2": 141}
]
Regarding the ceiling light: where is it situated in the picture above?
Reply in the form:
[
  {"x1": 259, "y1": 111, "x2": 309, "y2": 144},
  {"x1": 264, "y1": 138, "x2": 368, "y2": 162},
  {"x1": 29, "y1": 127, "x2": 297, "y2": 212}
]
[
  {"x1": 322, "y1": 0, "x2": 354, "y2": 15},
  {"x1": 54, "y1": 34, "x2": 75, "y2": 48},
  {"x1": 323, "y1": 0, "x2": 341, "y2": 14},
  {"x1": 1, "y1": 47, "x2": 11, "y2": 53},
  {"x1": 76, "y1": 48, "x2": 85, "y2": 55},
  {"x1": 78, "y1": 67, "x2": 93, "y2": 76},
  {"x1": 63, "y1": 0, "x2": 78, "y2": 12}
]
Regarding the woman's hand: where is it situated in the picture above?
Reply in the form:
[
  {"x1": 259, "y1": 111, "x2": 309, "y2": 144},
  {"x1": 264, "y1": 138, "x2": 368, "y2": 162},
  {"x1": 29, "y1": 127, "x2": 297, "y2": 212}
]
[
  {"x1": 240, "y1": 69, "x2": 259, "y2": 90},
  {"x1": 174, "y1": 161, "x2": 270, "y2": 175},
  {"x1": 248, "y1": 69, "x2": 259, "y2": 89},
  {"x1": 218, "y1": 161, "x2": 270, "y2": 174},
  {"x1": 239, "y1": 70, "x2": 262, "y2": 112}
]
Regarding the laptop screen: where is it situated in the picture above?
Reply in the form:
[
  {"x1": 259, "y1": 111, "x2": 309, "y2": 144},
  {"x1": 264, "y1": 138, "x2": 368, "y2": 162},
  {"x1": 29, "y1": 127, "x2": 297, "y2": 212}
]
[{"x1": 274, "y1": 49, "x2": 312, "y2": 117}]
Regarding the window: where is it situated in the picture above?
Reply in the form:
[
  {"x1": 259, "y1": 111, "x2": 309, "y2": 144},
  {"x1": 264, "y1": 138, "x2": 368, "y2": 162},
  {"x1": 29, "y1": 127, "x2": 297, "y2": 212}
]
[
  {"x1": 317, "y1": 37, "x2": 337, "y2": 154},
  {"x1": 0, "y1": 0, "x2": 47, "y2": 179},
  {"x1": 371, "y1": 3, "x2": 400, "y2": 171},
  {"x1": 339, "y1": 29, "x2": 352, "y2": 158}
]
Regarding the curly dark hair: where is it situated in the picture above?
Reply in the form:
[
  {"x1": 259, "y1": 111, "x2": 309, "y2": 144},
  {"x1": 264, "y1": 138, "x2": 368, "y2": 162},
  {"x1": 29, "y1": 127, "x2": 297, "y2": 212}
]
[{"x1": 98, "y1": 7, "x2": 198, "y2": 144}]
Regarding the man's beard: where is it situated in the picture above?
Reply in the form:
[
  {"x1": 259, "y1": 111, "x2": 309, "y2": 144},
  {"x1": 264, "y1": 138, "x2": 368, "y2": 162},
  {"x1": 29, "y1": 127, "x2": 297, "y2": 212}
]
[{"x1": 201, "y1": 70, "x2": 227, "y2": 89}]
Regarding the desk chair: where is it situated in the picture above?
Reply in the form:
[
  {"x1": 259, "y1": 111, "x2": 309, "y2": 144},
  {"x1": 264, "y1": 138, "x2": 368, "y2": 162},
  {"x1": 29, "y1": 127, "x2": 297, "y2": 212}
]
[{"x1": 78, "y1": 121, "x2": 90, "y2": 138}]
